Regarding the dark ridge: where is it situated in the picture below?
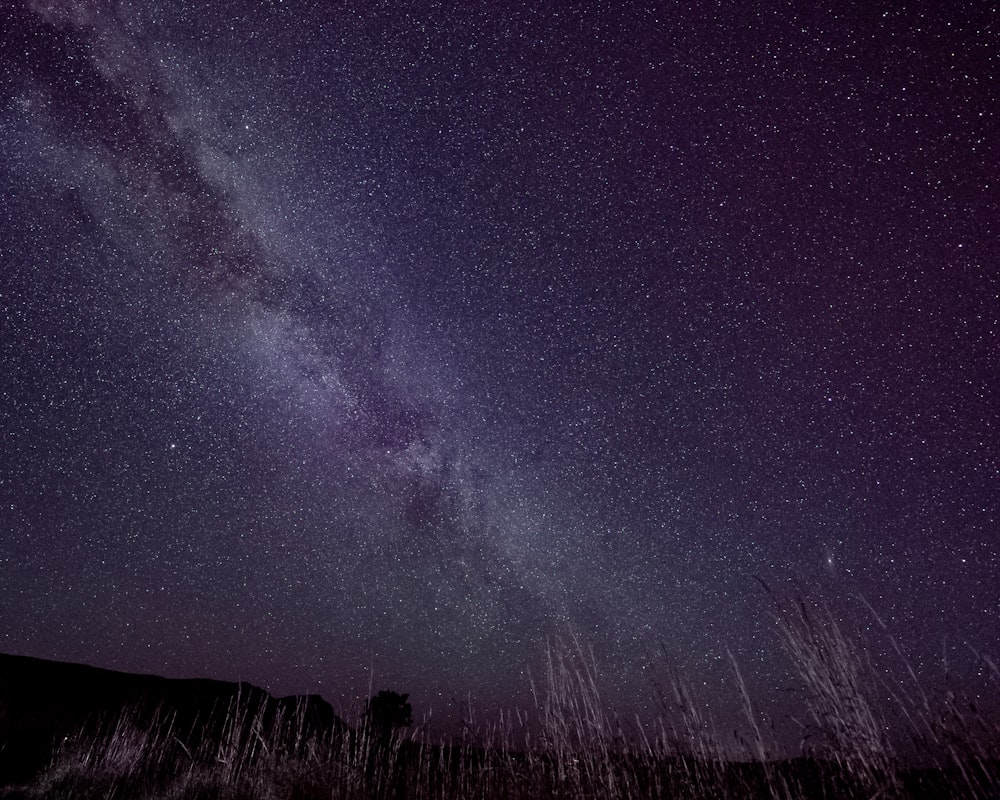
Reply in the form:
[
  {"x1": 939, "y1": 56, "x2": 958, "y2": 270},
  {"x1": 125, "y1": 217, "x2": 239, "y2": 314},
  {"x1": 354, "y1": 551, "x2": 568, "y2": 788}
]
[{"x1": 0, "y1": 652, "x2": 343, "y2": 785}]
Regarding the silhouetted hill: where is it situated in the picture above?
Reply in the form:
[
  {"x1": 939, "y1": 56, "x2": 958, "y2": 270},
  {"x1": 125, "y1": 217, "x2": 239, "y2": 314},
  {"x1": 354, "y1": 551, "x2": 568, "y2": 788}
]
[{"x1": 0, "y1": 652, "x2": 343, "y2": 785}]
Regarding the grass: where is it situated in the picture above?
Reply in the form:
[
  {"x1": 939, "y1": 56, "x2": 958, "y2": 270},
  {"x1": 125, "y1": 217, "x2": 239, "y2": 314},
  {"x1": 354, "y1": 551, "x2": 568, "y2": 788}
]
[{"x1": 1, "y1": 600, "x2": 997, "y2": 799}]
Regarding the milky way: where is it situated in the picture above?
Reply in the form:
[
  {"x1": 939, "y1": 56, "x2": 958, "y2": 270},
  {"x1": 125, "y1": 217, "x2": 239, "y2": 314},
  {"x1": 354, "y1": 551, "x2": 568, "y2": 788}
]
[{"x1": 1, "y1": 1, "x2": 997, "y2": 730}]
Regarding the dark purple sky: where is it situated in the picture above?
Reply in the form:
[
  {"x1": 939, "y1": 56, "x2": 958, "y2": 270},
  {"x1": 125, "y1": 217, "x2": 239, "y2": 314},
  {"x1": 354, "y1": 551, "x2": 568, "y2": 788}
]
[{"x1": 1, "y1": 0, "x2": 997, "y2": 733}]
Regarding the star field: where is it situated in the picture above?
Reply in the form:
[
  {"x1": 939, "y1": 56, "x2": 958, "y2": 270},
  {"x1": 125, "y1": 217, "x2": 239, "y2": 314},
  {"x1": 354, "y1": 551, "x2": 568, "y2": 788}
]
[{"x1": 0, "y1": 1, "x2": 997, "y2": 731}]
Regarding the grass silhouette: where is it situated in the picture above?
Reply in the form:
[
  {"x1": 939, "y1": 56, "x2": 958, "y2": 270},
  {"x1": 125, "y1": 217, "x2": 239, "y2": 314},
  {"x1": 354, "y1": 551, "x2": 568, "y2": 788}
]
[{"x1": 1, "y1": 599, "x2": 997, "y2": 799}]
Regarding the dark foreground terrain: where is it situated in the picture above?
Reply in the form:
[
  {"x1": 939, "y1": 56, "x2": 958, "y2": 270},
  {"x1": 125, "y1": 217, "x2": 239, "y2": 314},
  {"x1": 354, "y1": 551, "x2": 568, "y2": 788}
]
[
  {"x1": 1, "y1": 642, "x2": 998, "y2": 799},
  {"x1": 0, "y1": 652, "x2": 342, "y2": 790}
]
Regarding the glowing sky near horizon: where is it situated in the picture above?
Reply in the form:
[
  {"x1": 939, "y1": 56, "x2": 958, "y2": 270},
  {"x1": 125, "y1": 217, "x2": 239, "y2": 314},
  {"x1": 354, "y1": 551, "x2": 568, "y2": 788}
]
[{"x1": 0, "y1": 0, "x2": 997, "y2": 730}]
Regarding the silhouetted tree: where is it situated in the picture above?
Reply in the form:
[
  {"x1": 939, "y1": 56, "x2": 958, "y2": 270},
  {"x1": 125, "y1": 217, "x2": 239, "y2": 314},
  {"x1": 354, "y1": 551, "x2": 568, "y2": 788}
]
[{"x1": 364, "y1": 690, "x2": 412, "y2": 738}]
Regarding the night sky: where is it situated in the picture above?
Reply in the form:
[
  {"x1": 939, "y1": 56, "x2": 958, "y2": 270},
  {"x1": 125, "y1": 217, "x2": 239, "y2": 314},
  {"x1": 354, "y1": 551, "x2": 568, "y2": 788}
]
[{"x1": 1, "y1": 1, "x2": 997, "y2": 733}]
